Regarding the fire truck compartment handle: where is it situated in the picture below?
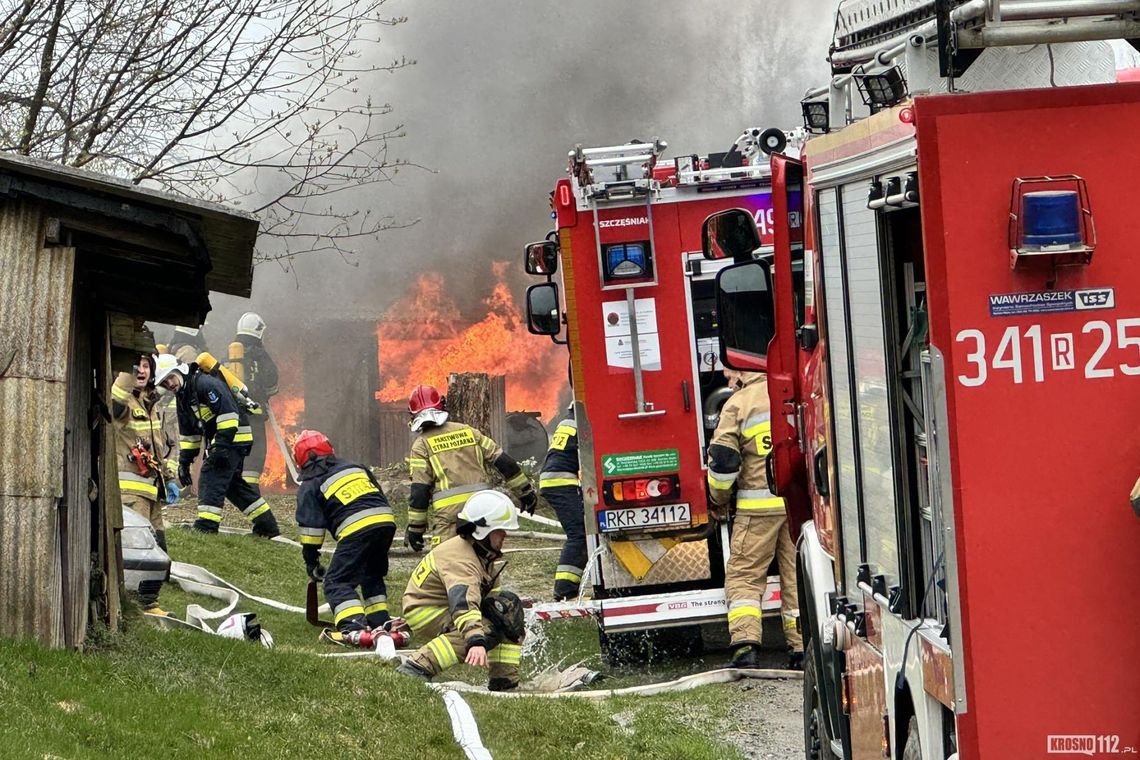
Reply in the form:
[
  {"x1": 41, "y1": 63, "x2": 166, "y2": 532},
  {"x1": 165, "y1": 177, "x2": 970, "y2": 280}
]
[{"x1": 681, "y1": 380, "x2": 691, "y2": 412}]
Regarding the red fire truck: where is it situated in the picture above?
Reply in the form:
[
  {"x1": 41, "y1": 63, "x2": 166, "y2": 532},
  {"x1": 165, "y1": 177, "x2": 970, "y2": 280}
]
[
  {"x1": 703, "y1": 2, "x2": 1140, "y2": 757},
  {"x1": 524, "y1": 129, "x2": 800, "y2": 657}
]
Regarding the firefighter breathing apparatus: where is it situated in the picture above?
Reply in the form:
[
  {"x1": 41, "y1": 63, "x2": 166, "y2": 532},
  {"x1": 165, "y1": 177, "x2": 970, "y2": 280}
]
[{"x1": 196, "y1": 351, "x2": 260, "y2": 414}]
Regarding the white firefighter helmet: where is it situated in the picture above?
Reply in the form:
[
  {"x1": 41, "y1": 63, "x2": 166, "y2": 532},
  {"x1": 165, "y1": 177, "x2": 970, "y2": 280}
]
[
  {"x1": 215, "y1": 612, "x2": 274, "y2": 648},
  {"x1": 237, "y1": 312, "x2": 266, "y2": 340},
  {"x1": 153, "y1": 353, "x2": 187, "y2": 387},
  {"x1": 173, "y1": 325, "x2": 200, "y2": 338},
  {"x1": 457, "y1": 490, "x2": 519, "y2": 540}
]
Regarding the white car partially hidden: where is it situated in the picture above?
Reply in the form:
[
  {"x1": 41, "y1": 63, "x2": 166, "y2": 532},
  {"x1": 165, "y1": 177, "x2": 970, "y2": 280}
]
[{"x1": 121, "y1": 506, "x2": 171, "y2": 597}]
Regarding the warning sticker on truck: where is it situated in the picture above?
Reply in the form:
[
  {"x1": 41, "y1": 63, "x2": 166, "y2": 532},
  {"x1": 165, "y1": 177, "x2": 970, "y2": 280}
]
[
  {"x1": 988, "y1": 287, "x2": 1115, "y2": 317},
  {"x1": 601, "y1": 448, "x2": 679, "y2": 476}
]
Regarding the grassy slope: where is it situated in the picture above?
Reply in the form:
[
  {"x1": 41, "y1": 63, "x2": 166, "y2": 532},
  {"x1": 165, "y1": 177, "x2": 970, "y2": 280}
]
[{"x1": 0, "y1": 498, "x2": 749, "y2": 760}]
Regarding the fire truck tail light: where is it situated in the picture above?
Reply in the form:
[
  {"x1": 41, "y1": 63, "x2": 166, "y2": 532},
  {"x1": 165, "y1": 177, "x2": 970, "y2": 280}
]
[{"x1": 602, "y1": 474, "x2": 680, "y2": 506}]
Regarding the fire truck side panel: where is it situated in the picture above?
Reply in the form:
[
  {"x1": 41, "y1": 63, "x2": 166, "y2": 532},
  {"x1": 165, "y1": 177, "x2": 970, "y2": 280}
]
[{"x1": 915, "y1": 82, "x2": 1140, "y2": 757}]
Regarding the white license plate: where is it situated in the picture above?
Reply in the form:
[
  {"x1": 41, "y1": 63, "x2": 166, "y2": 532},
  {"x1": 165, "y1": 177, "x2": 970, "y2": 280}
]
[{"x1": 599, "y1": 503, "x2": 690, "y2": 532}]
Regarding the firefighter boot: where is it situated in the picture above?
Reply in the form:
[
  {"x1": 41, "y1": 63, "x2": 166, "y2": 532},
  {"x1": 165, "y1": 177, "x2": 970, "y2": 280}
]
[
  {"x1": 193, "y1": 517, "x2": 220, "y2": 534},
  {"x1": 730, "y1": 644, "x2": 760, "y2": 670},
  {"x1": 251, "y1": 510, "x2": 281, "y2": 539},
  {"x1": 396, "y1": 659, "x2": 432, "y2": 681},
  {"x1": 786, "y1": 649, "x2": 804, "y2": 671}
]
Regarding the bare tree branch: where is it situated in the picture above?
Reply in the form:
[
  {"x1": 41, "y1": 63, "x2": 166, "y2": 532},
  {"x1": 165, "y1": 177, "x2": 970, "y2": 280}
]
[{"x1": 0, "y1": 0, "x2": 416, "y2": 263}]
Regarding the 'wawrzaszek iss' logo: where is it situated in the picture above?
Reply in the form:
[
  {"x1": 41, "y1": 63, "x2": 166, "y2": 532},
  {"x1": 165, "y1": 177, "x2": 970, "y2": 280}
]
[{"x1": 989, "y1": 287, "x2": 1116, "y2": 317}]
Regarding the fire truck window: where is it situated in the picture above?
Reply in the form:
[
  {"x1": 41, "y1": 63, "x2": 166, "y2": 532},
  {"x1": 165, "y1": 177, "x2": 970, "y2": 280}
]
[
  {"x1": 818, "y1": 188, "x2": 864, "y2": 598},
  {"x1": 717, "y1": 263, "x2": 774, "y2": 361},
  {"x1": 840, "y1": 181, "x2": 899, "y2": 585},
  {"x1": 602, "y1": 241, "x2": 654, "y2": 283}
]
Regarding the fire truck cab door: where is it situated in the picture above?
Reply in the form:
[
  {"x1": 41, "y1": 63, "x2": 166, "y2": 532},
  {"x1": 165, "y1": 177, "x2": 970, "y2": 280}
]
[{"x1": 769, "y1": 154, "x2": 811, "y2": 534}]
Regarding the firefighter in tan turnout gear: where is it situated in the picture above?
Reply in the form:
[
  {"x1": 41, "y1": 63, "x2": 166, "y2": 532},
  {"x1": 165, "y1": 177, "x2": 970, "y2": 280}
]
[
  {"x1": 397, "y1": 490, "x2": 525, "y2": 691},
  {"x1": 707, "y1": 370, "x2": 803, "y2": 670},
  {"x1": 111, "y1": 354, "x2": 178, "y2": 613},
  {"x1": 404, "y1": 384, "x2": 537, "y2": 549}
]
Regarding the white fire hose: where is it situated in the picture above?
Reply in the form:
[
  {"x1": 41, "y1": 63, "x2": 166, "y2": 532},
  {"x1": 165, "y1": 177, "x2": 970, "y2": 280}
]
[{"x1": 431, "y1": 666, "x2": 801, "y2": 700}]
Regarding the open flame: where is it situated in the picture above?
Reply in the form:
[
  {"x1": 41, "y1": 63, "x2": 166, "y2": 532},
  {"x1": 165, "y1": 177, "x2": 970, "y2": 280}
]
[
  {"x1": 376, "y1": 262, "x2": 567, "y2": 423},
  {"x1": 260, "y1": 380, "x2": 305, "y2": 494}
]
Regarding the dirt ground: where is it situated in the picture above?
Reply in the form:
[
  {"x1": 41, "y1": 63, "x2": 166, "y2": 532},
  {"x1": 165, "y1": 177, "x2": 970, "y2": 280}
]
[{"x1": 720, "y1": 677, "x2": 804, "y2": 758}]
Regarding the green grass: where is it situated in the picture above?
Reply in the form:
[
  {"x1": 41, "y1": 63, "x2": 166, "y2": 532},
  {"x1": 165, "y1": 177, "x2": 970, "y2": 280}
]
[{"x1": 0, "y1": 505, "x2": 754, "y2": 759}]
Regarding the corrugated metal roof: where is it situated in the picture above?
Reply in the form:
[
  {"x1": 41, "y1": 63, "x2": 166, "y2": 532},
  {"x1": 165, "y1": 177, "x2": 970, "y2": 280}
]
[{"x1": 0, "y1": 152, "x2": 257, "y2": 297}]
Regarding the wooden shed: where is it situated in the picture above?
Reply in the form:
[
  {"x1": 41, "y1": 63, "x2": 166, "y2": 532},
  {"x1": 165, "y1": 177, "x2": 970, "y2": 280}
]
[{"x1": 0, "y1": 153, "x2": 257, "y2": 649}]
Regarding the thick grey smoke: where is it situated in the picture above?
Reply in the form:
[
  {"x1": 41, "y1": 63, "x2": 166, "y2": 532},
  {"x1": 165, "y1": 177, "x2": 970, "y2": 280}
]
[{"x1": 209, "y1": 0, "x2": 837, "y2": 337}]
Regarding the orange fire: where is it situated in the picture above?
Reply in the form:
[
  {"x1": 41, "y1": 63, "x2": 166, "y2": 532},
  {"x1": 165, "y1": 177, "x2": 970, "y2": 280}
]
[
  {"x1": 260, "y1": 384, "x2": 305, "y2": 494},
  {"x1": 376, "y1": 262, "x2": 567, "y2": 423}
]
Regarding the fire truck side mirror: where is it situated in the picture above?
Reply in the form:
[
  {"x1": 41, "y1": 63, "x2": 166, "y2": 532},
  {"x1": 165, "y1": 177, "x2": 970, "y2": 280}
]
[
  {"x1": 702, "y1": 208, "x2": 761, "y2": 262},
  {"x1": 715, "y1": 260, "x2": 774, "y2": 372},
  {"x1": 525, "y1": 283, "x2": 562, "y2": 336},
  {"x1": 524, "y1": 240, "x2": 559, "y2": 276}
]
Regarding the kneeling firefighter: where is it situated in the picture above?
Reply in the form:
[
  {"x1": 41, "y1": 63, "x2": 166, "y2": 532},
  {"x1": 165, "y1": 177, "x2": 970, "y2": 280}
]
[
  {"x1": 707, "y1": 370, "x2": 802, "y2": 670},
  {"x1": 405, "y1": 384, "x2": 537, "y2": 549},
  {"x1": 155, "y1": 354, "x2": 281, "y2": 537},
  {"x1": 397, "y1": 490, "x2": 525, "y2": 691},
  {"x1": 292, "y1": 430, "x2": 397, "y2": 642},
  {"x1": 539, "y1": 407, "x2": 586, "y2": 600}
]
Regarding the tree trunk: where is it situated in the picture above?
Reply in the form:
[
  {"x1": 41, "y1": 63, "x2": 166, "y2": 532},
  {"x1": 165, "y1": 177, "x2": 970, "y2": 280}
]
[
  {"x1": 447, "y1": 372, "x2": 492, "y2": 433},
  {"x1": 447, "y1": 372, "x2": 507, "y2": 446}
]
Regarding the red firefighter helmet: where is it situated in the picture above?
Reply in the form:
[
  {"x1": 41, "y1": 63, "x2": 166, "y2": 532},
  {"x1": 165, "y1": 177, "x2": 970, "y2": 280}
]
[
  {"x1": 408, "y1": 384, "x2": 445, "y2": 415},
  {"x1": 293, "y1": 429, "x2": 334, "y2": 469}
]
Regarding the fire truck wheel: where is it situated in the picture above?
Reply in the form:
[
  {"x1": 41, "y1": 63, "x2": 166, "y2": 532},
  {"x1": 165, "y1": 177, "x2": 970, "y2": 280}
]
[
  {"x1": 901, "y1": 716, "x2": 921, "y2": 760},
  {"x1": 803, "y1": 640, "x2": 839, "y2": 760}
]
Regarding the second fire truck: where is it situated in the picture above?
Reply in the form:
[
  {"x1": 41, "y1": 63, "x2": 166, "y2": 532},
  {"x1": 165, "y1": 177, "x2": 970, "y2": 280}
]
[{"x1": 525, "y1": 129, "x2": 801, "y2": 658}]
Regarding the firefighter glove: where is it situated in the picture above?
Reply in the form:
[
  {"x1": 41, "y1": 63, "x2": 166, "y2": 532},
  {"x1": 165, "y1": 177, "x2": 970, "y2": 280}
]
[
  {"x1": 404, "y1": 527, "x2": 425, "y2": 552},
  {"x1": 177, "y1": 462, "x2": 193, "y2": 487},
  {"x1": 519, "y1": 488, "x2": 538, "y2": 515},
  {"x1": 306, "y1": 562, "x2": 326, "y2": 583},
  {"x1": 165, "y1": 481, "x2": 180, "y2": 504}
]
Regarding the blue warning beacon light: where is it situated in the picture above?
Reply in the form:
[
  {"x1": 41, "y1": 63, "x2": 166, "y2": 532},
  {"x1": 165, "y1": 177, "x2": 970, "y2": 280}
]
[
  {"x1": 1022, "y1": 191, "x2": 1082, "y2": 247},
  {"x1": 1008, "y1": 176, "x2": 1095, "y2": 271}
]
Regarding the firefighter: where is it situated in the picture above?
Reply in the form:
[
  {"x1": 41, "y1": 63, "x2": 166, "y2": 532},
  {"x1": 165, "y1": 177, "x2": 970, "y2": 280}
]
[
  {"x1": 111, "y1": 353, "x2": 178, "y2": 613},
  {"x1": 707, "y1": 369, "x2": 803, "y2": 670},
  {"x1": 154, "y1": 354, "x2": 281, "y2": 538},
  {"x1": 396, "y1": 490, "x2": 525, "y2": 691},
  {"x1": 168, "y1": 325, "x2": 207, "y2": 361},
  {"x1": 404, "y1": 384, "x2": 537, "y2": 550},
  {"x1": 540, "y1": 406, "x2": 586, "y2": 600},
  {"x1": 292, "y1": 429, "x2": 397, "y2": 643},
  {"x1": 233, "y1": 312, "x2": 279, "y2": 488}
]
